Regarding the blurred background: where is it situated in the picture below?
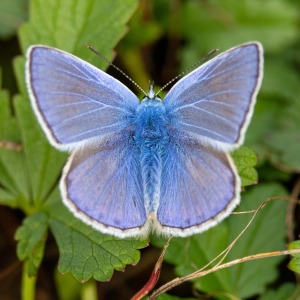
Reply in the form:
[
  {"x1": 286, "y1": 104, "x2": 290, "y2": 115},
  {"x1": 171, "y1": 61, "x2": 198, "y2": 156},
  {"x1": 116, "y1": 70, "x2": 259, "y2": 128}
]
[{"x1": 0, "y1": 0, "x2": 300, "y2": 299}]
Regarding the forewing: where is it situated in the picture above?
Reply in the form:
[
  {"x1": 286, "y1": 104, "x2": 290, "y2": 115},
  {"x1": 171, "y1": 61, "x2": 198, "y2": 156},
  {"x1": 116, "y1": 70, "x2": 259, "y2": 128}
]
[
  {"x1": 26, "y1": 46, "x2": 139, "y2": 149},
  {"x1": 156, "y1": 141, "x2": 239, "y2": 237},
  {"x1": 164, "y1": 42, "x2": 263, "y2": 148},
  {"x1": 61, "y1": 136, "x2": 147, "y2": 237}
]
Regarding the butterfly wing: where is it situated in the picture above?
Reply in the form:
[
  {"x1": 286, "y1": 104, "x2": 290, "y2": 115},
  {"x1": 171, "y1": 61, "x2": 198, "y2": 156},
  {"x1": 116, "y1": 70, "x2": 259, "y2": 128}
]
[
  {"x1": 156, "y1": 140, "x2": 239, "y2": 236},
  {"x1": 26, "y1": 46, "x2": 139, "y2": 150},
  {"x1": 61, "y1": 135, "x2": 148, "y2": 237},
  {"x1": 156, "y1": 43, "x2": 263, "y2": 236},
  {"x1": 164, "y1": 42, "x2": 263, "y2": 148},
  {"x1": 27, "y1": 46, "x2": 146, "y2": 236}
]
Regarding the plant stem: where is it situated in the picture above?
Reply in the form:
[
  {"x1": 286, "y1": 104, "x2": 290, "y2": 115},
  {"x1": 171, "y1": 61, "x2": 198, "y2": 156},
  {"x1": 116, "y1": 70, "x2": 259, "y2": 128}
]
[
  {"x1": 81, "y1": 279, "x2": 98, "y2": 300},
  {"x1": 21, "y1": 261, "x2": 36, "y2": 300}
]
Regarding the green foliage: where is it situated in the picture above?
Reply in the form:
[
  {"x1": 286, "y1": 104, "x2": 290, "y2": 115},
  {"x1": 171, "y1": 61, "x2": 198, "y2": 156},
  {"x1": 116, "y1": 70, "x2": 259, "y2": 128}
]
[
  {"x1": 1, "y1": 0, "x2": 148, "y2": 295},
  {"x1": 0, "y1": 78, "x2": 29, "y2": 207},
  {"x1": 232, "y1": 146, "x2": 258, "y2": 187},
  {"x1": 13, "y1": 0, "x2": 146, "y2": 285},
  {"x1": 180, "y1": 0, "x2": 298, "y2": 63},
  {"x1": 19, "y1": 0, "x2": 138, "y2": 68},
  {"x1": 15, "y1": 95, "x2": 67, "y2": 207},
  {"x1": 46, "y1": 189, "x2": 145, "y2": 282},
  {"x1": 0, "y1": 0, "x2": 28, "y2": 39},
  {"x1": 0, "y1": 0, "x2": 300, "y2": 298},
  {"x1": 15, "y1": 212, "x2": 48, "y2": 276},
  {"x1": 247, "y1": 59, "x2": 300, "y2": 171},
  {"x1": 225, "y1": 184, "x2": 287, "y2": 298},
  {"x1": 259, "y1": 283, "x2": 300, "y2": 300},
  {"x1": 153, "y1": 183, "x2": 288, "y2": 299},
  {"x1": 288, "y1": 240, "x2": 300, "y2": 275}
]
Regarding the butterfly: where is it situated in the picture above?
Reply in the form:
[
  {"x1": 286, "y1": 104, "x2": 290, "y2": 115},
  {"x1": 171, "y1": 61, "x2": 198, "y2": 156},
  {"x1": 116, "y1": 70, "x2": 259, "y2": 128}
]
[{"x1": 26, "y1": 42, "x2": 263, "y2": 238}]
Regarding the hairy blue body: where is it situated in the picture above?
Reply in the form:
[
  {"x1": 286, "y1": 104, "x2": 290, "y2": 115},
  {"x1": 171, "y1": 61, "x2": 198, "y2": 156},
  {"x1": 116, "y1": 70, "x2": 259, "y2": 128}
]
[{"x1": 134, "y1": 96, "x2": 169, "y2": 213}]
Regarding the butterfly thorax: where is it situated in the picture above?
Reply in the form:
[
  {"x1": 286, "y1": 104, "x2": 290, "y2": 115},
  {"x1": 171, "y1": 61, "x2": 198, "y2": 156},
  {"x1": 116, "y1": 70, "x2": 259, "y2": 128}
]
[{"x1": 135, "y1": 97, "x2": 169, "y2": 214}]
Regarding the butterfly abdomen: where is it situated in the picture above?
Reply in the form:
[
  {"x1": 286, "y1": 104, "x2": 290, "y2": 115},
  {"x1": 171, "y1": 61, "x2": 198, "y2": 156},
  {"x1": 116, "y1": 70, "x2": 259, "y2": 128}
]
[{"x1": 135, "y1": 98, "x2": 169, "y2": 214}]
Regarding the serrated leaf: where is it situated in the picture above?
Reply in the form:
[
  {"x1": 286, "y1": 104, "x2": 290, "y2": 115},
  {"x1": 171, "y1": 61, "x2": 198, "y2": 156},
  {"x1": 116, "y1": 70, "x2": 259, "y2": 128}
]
[
  {"x1": 288, "y1": 258, "x2": 300, "y2": 275},
  {"x1": 288, "y1": 240, "x2": 300, "y2": 274},
  {"x1": 12, "y1": 0, "x2": 139, "y2": 210},
  {"x1": 18, "y1": 0, "x2": 138, "y2": 69},
  {"x1": 8, "y1": 0, "x2": 144, "y2": 284},
  {"x1": 45, "y1": 189, "x2": 147, "y2": 282},
  {"x1": 14, "y1": 95, "x2": 67, "y2": 206},
  {"x1": 0, "y1": 85, "x2": 29, "y2": 205},
  {"x1": 153, "y1": 183, "x2": 288, "y2": 299},
  {"x1": 288, "y1": 240, "x2": 300, "y2": 257},
  {"x1": 232, "y1": 146, "x2": 258, "y2": 187},
  {"x1": 15, "y1": 212, "x2": 48, "y2": 276}
]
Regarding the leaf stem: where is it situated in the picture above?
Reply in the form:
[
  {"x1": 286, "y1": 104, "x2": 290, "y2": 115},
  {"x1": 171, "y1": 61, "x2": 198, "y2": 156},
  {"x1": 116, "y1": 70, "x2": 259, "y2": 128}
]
[
  {"x1": 21, "y1": 261, "x2": 36, "y2": 300},
  {"x1": 81, "y1": 279, "x2": 98, "y2": 300}
]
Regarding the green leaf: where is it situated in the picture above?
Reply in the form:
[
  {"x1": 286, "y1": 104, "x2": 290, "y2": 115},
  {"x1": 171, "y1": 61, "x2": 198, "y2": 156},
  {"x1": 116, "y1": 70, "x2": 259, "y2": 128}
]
[
  {"x1": 121, "y1": 4, "x2": 162, "y2": 50},
  {"x1": 231, "y1": 146, "x2": 258, "y2": 187},
  {"x1": 245, "y1": 97, "x2": 282, "y2": 164},
  {"x1": 225, "y1": 183, "x2": 288, "y2": 298},
  {"x1": 0, "y1": 84, "x2": 29, "y2": 206},
  {"x1": 254, "y1": 60, "x2": 300, "y2": 172},
  {"x1": 0, "y1": 0, "x2": 28, "y2": 39},
  {"x1": 46, "y1": 189, "x2": 147, "y2": 282},
  {"x1": 259, "y1": 283, "x2": 300, "y2": 300},
  {"x1": 6, "y1": 0, "x2": 145, "y2": 284},
  {"x1": 181, "y1": 0, "x2": 298, "y2": 62},
  {"x1": 288, "y1": 240, "x2": 300, "y2": 257},
  {"x1": 118, "y1": 5, "x2": 163, "y2": 90},
  {"x1": 262, "y1": 59, "x2": 300, "y2": 103},
  {"x1": 13, "y1": 0, "x2": 140, "y2": 209},
  {"x1": 15, "y1": 212, "x2": 48, "y2": 276},
  {"x1": 288, "y1": 240, "x2": 300, "y2": 275},
  {"x1": 19, "y1": 0, "x2": 138, "y2": 69},
  {"x1": 14, "y1": 95, "x2": 67, "y2": 207},
  {"x1": 244, "y1": 59, "x2": 300, "y2": 164},
  {"x1": 154, "y1": 183, "x2": 288, "y2": 299},
  {"x1": 11, "y1": 0, "x2": 139, "y2": 211},
  {"x1": 264, "y1": 96, "x2": 300, "y2": 171}
]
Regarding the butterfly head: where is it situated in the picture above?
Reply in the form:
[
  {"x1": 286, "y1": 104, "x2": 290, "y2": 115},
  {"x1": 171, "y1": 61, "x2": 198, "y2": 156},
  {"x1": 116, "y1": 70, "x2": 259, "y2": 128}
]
[{"x1": 141, "y1": 84, "x2": 162, "y2": 105}]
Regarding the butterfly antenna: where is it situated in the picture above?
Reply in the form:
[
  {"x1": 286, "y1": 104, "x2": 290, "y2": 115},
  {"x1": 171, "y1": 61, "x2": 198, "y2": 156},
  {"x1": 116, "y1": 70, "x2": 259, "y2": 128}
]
[
  {"x1": 86, "y1": 45, "x2": 147, "y2": 97},
  {"x1": 155, "y1": 48, "x2": 219, "y2": 97}
]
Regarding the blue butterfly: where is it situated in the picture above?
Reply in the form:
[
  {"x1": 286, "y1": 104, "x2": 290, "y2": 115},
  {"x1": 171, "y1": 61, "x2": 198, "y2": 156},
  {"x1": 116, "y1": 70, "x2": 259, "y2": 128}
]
[{"x1": 26, "y1": 42, "x2": 263, "y2": 238}]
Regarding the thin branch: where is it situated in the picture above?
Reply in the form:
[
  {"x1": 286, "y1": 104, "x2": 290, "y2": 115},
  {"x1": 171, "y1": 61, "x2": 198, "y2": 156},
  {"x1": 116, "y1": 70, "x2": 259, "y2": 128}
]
[
  {"x1": 131, "y1": 237, "x2": 172, "y2": 300},
  {"x1": 0, "y1": 140, "x2": 22, "y2": 151},
  {"x1": 149, "y1": 195, "x2": 300, "y2": 298},
  {"x1": 149, "y1": 249, "x2": 300, "y2": 299}
]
